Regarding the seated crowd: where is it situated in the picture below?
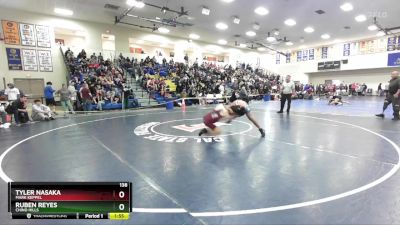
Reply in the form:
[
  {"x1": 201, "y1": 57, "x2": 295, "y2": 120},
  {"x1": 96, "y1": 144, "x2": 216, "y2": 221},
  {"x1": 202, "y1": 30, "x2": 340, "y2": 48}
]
[{"x1": 0, "y1": 48, "x2": 384, "y2": 128}]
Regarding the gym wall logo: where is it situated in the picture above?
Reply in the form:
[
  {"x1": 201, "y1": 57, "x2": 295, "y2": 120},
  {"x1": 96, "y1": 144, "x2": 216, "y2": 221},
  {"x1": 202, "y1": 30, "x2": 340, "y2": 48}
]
[{"x1": 134, "y1": 119, "x2": 252, "y2": 144}]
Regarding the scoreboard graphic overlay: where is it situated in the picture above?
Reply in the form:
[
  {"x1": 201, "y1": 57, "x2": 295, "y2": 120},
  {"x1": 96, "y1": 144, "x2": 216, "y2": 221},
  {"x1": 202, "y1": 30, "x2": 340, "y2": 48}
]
[{"x1": 8, "y1": 182, "x2": 132, "y2": 220}]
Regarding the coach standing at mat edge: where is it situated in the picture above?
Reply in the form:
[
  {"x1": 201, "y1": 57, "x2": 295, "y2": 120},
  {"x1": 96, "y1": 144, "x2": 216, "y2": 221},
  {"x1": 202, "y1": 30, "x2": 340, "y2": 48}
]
[
  {"x1": 278, "y1": 75, "x2": 295, "y2": 114},
  {"x1": 376, "y1": 71, "x2": 400, "y2": 121}
]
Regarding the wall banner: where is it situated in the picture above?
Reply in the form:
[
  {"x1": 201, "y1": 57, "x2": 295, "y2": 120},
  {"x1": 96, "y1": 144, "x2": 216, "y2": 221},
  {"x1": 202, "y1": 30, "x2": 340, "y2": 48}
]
[
  {"x1": 20, "y1": 23, "x2": 36, "y2": 46},
  {"x1": 6, "y1": 47, "x2": 23, "y2": 70},
  {"x1": 22, "y1": 49, "x2": 38, "y2": 71},
  {"x1": 35, "y1": 25, "x2": 51, "y2": 48},
  {"x1": 38, "y1": 50, "x2": 53, "y2": 72},
  {"x1": 2, "y1": 20, "x2": 20, "y2": 45}
]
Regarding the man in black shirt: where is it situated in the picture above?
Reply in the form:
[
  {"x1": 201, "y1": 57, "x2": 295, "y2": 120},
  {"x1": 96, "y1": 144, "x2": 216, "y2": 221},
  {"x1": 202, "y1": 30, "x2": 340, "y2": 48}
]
[{"x1": 376, "y1": 71, "x2": 400, "y2": 120}]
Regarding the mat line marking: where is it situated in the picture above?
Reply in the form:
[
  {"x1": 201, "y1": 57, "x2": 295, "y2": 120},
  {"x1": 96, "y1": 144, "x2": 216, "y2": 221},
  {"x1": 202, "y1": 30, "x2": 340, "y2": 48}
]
[
  {"x1": 91, "y1": 136, "x2": 207, "y2": 224},
  {"x1": 0, "y1": 110, "x2": 399, "y2": 217},
  {"x1": 243, "y1": 134, "x2": 396, "y2": 166}
]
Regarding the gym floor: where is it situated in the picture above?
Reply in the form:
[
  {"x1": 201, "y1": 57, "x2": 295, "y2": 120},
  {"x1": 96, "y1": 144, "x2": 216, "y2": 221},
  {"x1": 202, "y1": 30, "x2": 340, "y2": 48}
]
[{"x1": 0, "y1": 96, "x2": 399, "y2": 225}]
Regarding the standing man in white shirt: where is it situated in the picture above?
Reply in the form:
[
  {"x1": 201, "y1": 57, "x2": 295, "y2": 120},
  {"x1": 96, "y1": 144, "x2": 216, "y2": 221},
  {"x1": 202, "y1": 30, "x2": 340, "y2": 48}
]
[
  {"x1": 4, "y1": 83, "x2": 20, "y2": 101},
  {"x1": 278, "y1": 75, "x2": 295, "y2": 114}
]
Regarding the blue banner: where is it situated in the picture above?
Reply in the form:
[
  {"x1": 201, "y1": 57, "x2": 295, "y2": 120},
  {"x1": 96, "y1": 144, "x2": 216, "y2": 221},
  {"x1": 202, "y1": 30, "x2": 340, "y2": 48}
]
[
  {"x1": 321, "y1": 47, "x2": 328, "y2": 59},
  {"x1": 309, "y1": 49, "x2": 315, "y2": 60},
  {"x1": 286, "y1": 53, "x2": 291, "y2": 63},
  {"x1": 388, "y1": 52, "x2": 400, "y2": 67},
  {"x1": 6, "y1": 47, "x2": 22, "y2": 70},
  {"x1": 297, "y1": 51, "x2": 302, "y2": 62},
  {"x1": 343, "y1": 43, "x2": 350, "y2": 56}
]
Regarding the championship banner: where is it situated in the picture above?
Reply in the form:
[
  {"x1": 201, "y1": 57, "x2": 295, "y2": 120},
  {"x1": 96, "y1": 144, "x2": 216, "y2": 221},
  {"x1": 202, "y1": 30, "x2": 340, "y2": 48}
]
[
  {"x1": 20, "y1": 23, "x2": 36, "y2": 47},
  {"x1": 321, "y1": 47, "x2": 328, "y2": 59},
  {"x1": 387, "y1": 36, "x2": 397, "y2": 51},
  {"x1": 2, "y1": 20, "x2": 20, "y2": 45},
  {"x1": 275, "y1": 54, "x2": 280, "y2": 64},
  {"x1": 297, "y1": 51, "x2": 302, "y2": 62},
  {"x1": 343, "y1": 43, "x2": 350, "y2": 56},
  {"x1": 302, "y1": 50, "x2": 308, "y2": 61},
  {"x1": 22, "y1": 49, "x2": 38, "y2": 71},
  {"x1": 308, "y1": 49, "x2": 315, "y2": 60},
  {"x1": 398, "y1": 36, "x2": 400, "y2": 50},
  {"x1": 388, "y1": 52, "x2": 400, "y2": 67},
  {"x1": 286, "y1": 53, "x2": 291, "y2": 63},
  {"x1": 35, "y1": 25, "x2": 51, "y2": 48},
  {"x1": 6, "y1": 48, "x2": 23, "y2": 70},
  {"x1": 37, "y1": 50, "x2": 53, "y2": 72}
]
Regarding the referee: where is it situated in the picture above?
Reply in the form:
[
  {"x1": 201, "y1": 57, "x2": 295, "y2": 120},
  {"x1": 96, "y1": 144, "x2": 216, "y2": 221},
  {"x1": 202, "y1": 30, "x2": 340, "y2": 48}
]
[
  {"x1": 277, "y1": 75, "x2": 295, "y2": 114},
  {"x1": 376, "y1": 71, "x2": 400, "y2": 121}
]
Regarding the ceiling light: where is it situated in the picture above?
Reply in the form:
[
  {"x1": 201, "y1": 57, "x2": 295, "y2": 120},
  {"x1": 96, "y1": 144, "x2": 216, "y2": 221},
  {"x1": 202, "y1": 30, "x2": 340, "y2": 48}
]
[
  {"x1": 340, "y1": 3, "x2": 354, "y2": 12},
  {"x1": 239, "y1": 43, "x2": 247, "y2": 48},
  {"x1": 368, "y1": 24, "x2": 378, "y2": 31},
  {"x1": 233, "y1": 17, "x2": 240, "y2": 24},
  {"x1": 304, "y1": 27, "x2": 314, "y2": 33},
  {"x1": 321, "y1": 34, "x2": 331, "y2": 39},
  {"x1": 284, "y1": 19, "x2": 297, "y2": 26},
  {"x1": 273, "y1": 30, "x2": 280, "y2": 36},
  {"x1": 286, "y1": 42, "x2": 294, "y2": 46},
  {"x1": 254, "y1": 7, "x2": 269, "y2": 16},
  {"x1": 202, "y1": 7, "x2": 210, "y2": 15},
  {"x1": 218, "y1": 39, "x2": 227, "y2": 45},
  {"x1": 216, "y1": 22, "x2": 228, "y2": 30},
  {"x1": 266, "y1": 36, "x2": 276, "y2": 42},
  {"x1": 221, "y1": 0, "x2": 235, "y2": 2},
  {"x1": 158, "y1": 27, "x2": 170, "y2": 33},
  {"x1": 246, "y1": 31, "x2": 256, "y2": 37},
  {"x1": 155, "y1": 17, "x2": 161, "y2": 20},
  {"x1": 54, "y1": 8, "x2": 73, "y2": 16},
  {"x1": 355, "y1": 14, "x2": 367, "y2": 22},
  {"x1": 376, "y1": 31, "x2": 386, "y2": 37},
  {"x1": 257, "y1": 47, "x2": 266, "y2": 51},
  {"x1": 126, "y1": 0, "x2": 145, "y2": 8},
  {"x1": 189, "y1": 33, "x2": 200, "y2": 39}
]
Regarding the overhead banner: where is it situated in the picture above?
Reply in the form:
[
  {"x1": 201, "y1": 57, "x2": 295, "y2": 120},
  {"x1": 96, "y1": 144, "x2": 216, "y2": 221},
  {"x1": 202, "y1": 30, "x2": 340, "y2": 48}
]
[
  {"x1": 308, "y1": 49, "x2": 315, "y2": 60},
  {"x1": 275, "y1": 54, "x2": 280, "y2": 64},
  {"x1": 297, "y1": 51, "x2": 302, "y2": 62},
  {"x1": 302, "y1": 50, "x2": 308, "y2": 61},
  {"x1": 19, "y1": 23, "x2": 36, "y2": 46},
  {"x1": 2, "y1": 20, "x2": 20, "y2": 45},
  {"x1": 343, "y1": 43, "x2": 350, "y2": 56},
  {"x1": 321, "y1": 47, "x2": 328, "y2": 59},
  {"x1": 388, "y1": 52, "x2": 400, "y2": 67},
  {"x1": 387, "y1": 36, "x2": 397, "y2": 51},
  {"x1": 35, "y1": 25, "x2": 51, "y2": 48},
  {"x1": 22, "y1": 49, "x2": 38, "y2": 71},
  {"x1": 38, "y1": 50, "x2": 53, "y2": 72},
  {"x1": 6, "y1": 48, "x2": 23, "y2": 70},
  {"x1": 286, "y1": 53, "x2": 291, "y2": 63}
]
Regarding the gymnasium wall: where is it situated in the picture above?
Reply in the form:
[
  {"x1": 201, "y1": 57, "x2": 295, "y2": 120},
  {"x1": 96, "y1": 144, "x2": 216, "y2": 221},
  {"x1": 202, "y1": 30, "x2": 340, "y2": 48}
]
[
  {"x1": 0, "y1": 7, "x2": 274, "y2": 94},
  {"x1": 271, "y1": 41, "x2": 400, "y2": 86}
]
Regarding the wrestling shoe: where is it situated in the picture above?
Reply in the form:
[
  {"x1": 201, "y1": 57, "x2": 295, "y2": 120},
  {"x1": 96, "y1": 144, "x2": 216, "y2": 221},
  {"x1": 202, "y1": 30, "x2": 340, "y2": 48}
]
[
  {"x1": 375, "y1": 114, "x2": 384, "y2": 118},
  {"x1": 198, "y1": 128, "x2": 208, "y2": 136}
]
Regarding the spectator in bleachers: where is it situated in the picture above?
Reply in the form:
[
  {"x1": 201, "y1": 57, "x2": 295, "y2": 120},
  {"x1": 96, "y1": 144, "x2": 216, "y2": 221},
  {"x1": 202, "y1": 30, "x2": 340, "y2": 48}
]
[
  {"x1": 80, "y1": 83, "x2": 92, "y2": 112},
  {"x1": 56, "y1": 84, "x2": 75, "y2": 116}
]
